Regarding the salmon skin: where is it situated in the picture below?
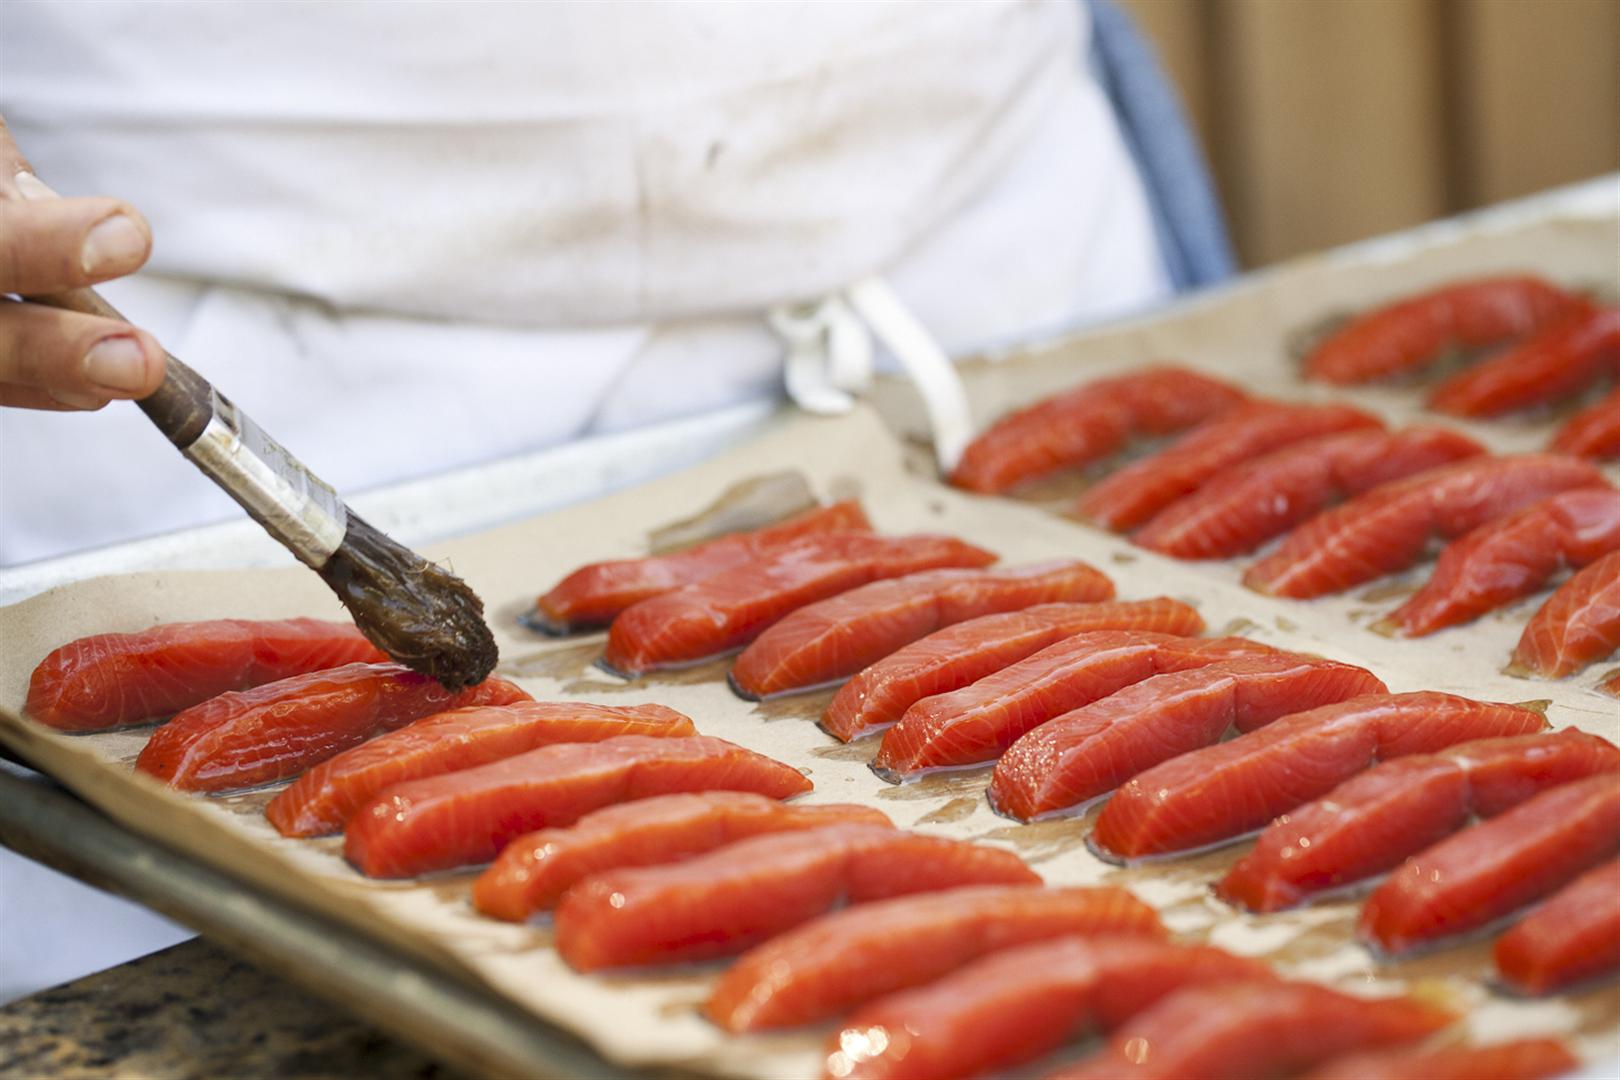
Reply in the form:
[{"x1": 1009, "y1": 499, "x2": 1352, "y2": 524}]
[
  {"x1": 25, "y1": 618, "x2": 386, "y2": 732},
  {"x1": 1051, "y1": 980, "x2": 1454, "y2": 1080},
  {"x1": 1495, "y1": 858, "x2": 1620, "y2": 995},
  {"x1": 1509, "y1": 549, "x2": 1620, "y2": 678},
  {"x1": 265, "y1": 701, "x2": 695, "y2": 838},
  {"x1": 949, "y1": 366, "x2": 1247, "y2": 494},
  {"x1": 823, "y1": 598, "x2": 1204, "y2": 743},
  {"x1": 1304, "y1": 1039, "x2": 1580, "y2": 1080},
  {"x1": 1384, "y1": 488, "x2": 1620, "y2": 637},
  {"x1": 1134, "y1": 427, "x2": 1485, "y2": 560},
  {"x1": 1092, "y1": 692, "x2": 1548, "y2": 861},
  {"x1": 471, "y1": 793, "x2": 891, "y2": 922},
  {"x1": 728, "y1": 560, "x2": 1114, "y2": 700},
  {"x1": 1551, "y1": 384, "x2": 1620, "y2": 460},
  {"x1": 1075, "y1": 401, "x2": 1383, "y2": 532},
  {"x1": 1429, "y1": 304, "x2": 1620, "y2": 417},
  {"x1": 823, "y1": 938, "x2": 1270, "y2": 1080},
  {"x1": 601, "y1": 532, "x2": 996, "y2": 677},
  {"x1": 343, "y1": 734, "x2": 811, "y2": 878},
  {"x1": 133, "y1": 663, "x2": 529, "y2": 793},
  {"x1": 553, "y1": 825, "x2": 1038, "y2": 971},
  {"x1": 989, "y1": 655, "x2": 1387, "y2": 822},
  {"x1": 532, "y1": 500, "x2": 871, "y2": 633},
  {"x1": 1244, "y1": 454, "x2": 1611, "y2": 599},
  {"x1": 872, "y1": 632, "x2": 1274, "y2": 781},
  {"x1": 1303, "y1": 274, "x2": 1582, "y2": 384},
  {"x1": 1358, "y1": 772, "x2": 1620, "y2": 956},
  {"x1": 1220, "y1": 728, "x2": 1620, "y2": 913},
  {"x1": 706, "y1": 884, "x2": 1165, "y2": 1032}
]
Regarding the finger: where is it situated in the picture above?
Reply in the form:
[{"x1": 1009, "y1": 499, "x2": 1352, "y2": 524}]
[
  {"x1": 0, "y1": 115, "x2": 35, "y2": 193},
  {"x1": 0, "y1": 300, "x2": 166, "y2": 404},
  {"x1": 0, "y1": 384, "x2": 106, "y2": 412},
  {"x1": 0, "y1": 196, "x2": 153, "y2": 294}
]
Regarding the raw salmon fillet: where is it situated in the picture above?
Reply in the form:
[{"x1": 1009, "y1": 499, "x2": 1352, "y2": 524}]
[
  {"x1": 343, "y1": 734, "x2": 811, "y2": 878},
  {"x1": 823, "y1": 598, "x2": 1204, "y2": 743},
  {"x1": 1075, "y1": 401, "x2": 1384, "y2": 532},
  {"x1": 553, "y1": 825, "x2": 1038, "y2": 971},
  {"x1": 1052, "y1": 981, "x2": 1453, "y2": 1080},
  {"x1": 1385, "y1": 488, "x2": 1620, "y2": 636},
  {"x1": 1134, "y1": 427, "x2": 1485, "y2": 560},
  {"x1": 601, "y1": 532, "x2": 996, "y2": 676},
  {"x1": 1220, "y1": 729, "x2": 1620, "y2": 912},
  {"x1": 872, "y1": 632, "x2": 1274, "y2": 780},
  {"x1": 1092, "y1": 692, "x2": 1548, "y2": 860},
  {"x1": 532, "y1": 500, "x2": 871, "y2": 632},
  {"x1": 1551, "y1": 385, "x2": 1620, "y2": 460},
  {"x1": 266, "y1": 701, "x2": 695, "y2": 837},
  {"x1": 133, "y1": 663, "x2": 530, "y2": 793},
  {"x1": 989, "y1": 655, "x2": 1387, "y2": 822},
  {"x1": 824, "y1": 938, "x2": 1271, "y2": 1080},
  {"x1": 706, "y1": 884, "x2": 1164, "y2": 1032},
  {"x1": 1244, "y1": 454, "x2": 1611, "y2": 599},
  {"x1": 25, "y1": 618, "x2": 386, "y2": 732},
  {"x1": 1305, "y1": 1039, "x2": 1580, "y2": 1080},
  {"x1": 471, "y1": 793, "x2": 891, "y2": 922},
  {"x1": 949, "y1": 367, "x2": 1247, "y2": 494},
  {"x1": 1359, "y1": 772, "x2": 1620, "y2": 955},
  {"x1": 1509, "y1": 549, "x2": 1620, "y2": 678},
  {"x1": 1494, "y1": 858, "x2": 1620, "y2": 995},
  {"x1": 1303, "y1": 275, "x2": 1582, "y2": 384},
  {"x1": 1429, "y1": 305, "x2": 1619, "y2": 417},
  {"x1": 729, "y1": 560, "x2": 1114, "y2": 699}
]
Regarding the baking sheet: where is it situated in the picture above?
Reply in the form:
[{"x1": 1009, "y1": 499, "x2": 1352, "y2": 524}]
[{"x1": 4, "y1": 200, "x2": 1620, "y2": 1076}]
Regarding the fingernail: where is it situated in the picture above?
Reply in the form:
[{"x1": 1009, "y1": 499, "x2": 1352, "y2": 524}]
[
  {"x1": 81, "y1": 213, "x2": 147, "y2": 276},
  {"x1": 14, "y1": 171, "x2": 58, "y2": 200},
  {"x1": 50, "y1": 388, "x2": 107, "y2": 410},
  {"x1": 84, "y1": 335, "x2": 150, "y2": 394}
]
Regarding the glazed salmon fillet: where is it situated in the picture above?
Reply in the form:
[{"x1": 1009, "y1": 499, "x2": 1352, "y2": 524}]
[
  {"x1": 265, "y1": 701, "x2": 695, "y2": 837},
  {"x1": 1134, "y1": 427, "x2": 1485, "y2": 560},
  {"x1": 472, "y1": 793, "x2": 891, "y2": 922},
  {"x1": 1305, "y1": 1039, "x2": 1579, "y2": 1080},
  {"x1": 134, "y1": 662, "x2": 530, "y2": 793},
  {"x1": 706, "y1": 885, "x2": 1164, "y2": 1032},
  {"x1": 601, "y1": 532, "x2": 996, "y2": 676},
  {"x1": 1509, "y1": 549, "x2": 1620, "y2": 678},
  {"x1": 25, "y1": 618, "x2": 386, "y2": 732},
  {"x1": 532, "y1": 500, "x2": 871, "y2": 633},
  {"x1": 1429, "y1": 305, "x2": 1619, "y2": 417},
  {"x1": 553, "y1": 825, "x2": 1037, "y2": 971},
  {"x1": 823, "y1": 598, "x2": 1204, "y2": 743},
  {"x1": 1551, "y1": 385, "x2": 1620, "y2": 460},
  {"x1": 1494, "y1": 858, "x2": 1620, "y2": 995},
  {"x1": 343, "y1": 734, "x2": 811, "y2": 878},
  {"x1": 729, "y1": 560, "x2": 1113, "y2": 699},
  {"x1": 949, "y1": 366, "x2": 1247, "y2": 494}
]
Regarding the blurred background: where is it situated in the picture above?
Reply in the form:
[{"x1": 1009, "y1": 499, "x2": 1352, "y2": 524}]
[{"x1": 1120, "y1": 0, "x2": 1620, "y2": 266}]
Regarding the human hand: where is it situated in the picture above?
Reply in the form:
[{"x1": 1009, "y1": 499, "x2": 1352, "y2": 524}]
[{"x1": 1, "y1": 114, "x2": 165, "y2": 410}]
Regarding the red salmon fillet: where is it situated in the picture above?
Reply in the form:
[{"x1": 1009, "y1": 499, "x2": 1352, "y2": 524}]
[
  {"x1": 1220, "y1": 729, "x2": 1620, "y2": 913},
  {"x1": 602, "y1": 532, "x2": 996, "y2": 676},
  {"x1": 1429, "y1": 305, "x2": 1619, "y2": 417},
  {"x1": 1244, "y1": 454, "x2": 1611, "y2": 599},
  {"x1": 1385, "y1": 488, "x2": 1620, "y2": 637},
  {"x1": 729, "y1": 561, "x2": 1114, "y2": 699},
  {"x1": 133, "y1": 663, "x2": 529, "y2": 793},
  {"x1": 950, "y1": 367, "x2": 1247, "y2": 494},
  {"x1": 1359, "y1": 773, "x2": 1620, "y2": 955},
  {"x1": 1076, "y1": 401, "x2": 1384, "y2": 532},
  {"x1": 872, "y1": 632, "x2": 1274, "y2": 780},
  {"x1": 1305, "y1": 1039, "x2": 1580, "y2": 1080},
  {"x1": 532, "y1": 500, "x2": 871, "y2": 632},
  {"x1": 1092, "y1": 692, "x2": 1548, "y2": 860},
  {"x1": 24, "y1": 618, "x2": 386, "y2": 732},
  {"x1": 1509, "y1": 549, "x2": 1620, "y2": 678},
  {"x1": 471, "y1": 793, "x2": 891, "y2": 922},
  {"x1": 1551, "y1": 385, "x2": 1620, "y2": 460},
  {"x1": 265, "y1": 701, "x2": 695, "y2": 837},
  {"x1": 706, "y1": 884, "x2": 1164, "y2": 1032},
  {"x1": 1051, "y1": 981, "x2": 1453, "y2": 1080},
  {"x1": 989, "y1": 655, "x2": 1387, "y2": 822},
  {"x1": 553, "y1": 825, "x2": 1037, "y2": 971},
  {"x1": 1135, "y1": 427, "x2": 1485, "y2": 560},
  {"x1": 343, "y1": 734, "x2": 810, "y2": 878},
  {"x1": 1495, "y1": 858, "x2": 1620, "y2": 995},
  {"x1": 823, "y1": 938, "x2": 1270, "y2": 1080},
  {"x1": 1304, "y1": 275, "x2": 1582, "y2": 384}
]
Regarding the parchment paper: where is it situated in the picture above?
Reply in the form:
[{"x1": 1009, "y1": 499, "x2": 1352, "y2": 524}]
[{"x1": 3, "y1": 198, "x2": 1619, "y2": 1077}]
